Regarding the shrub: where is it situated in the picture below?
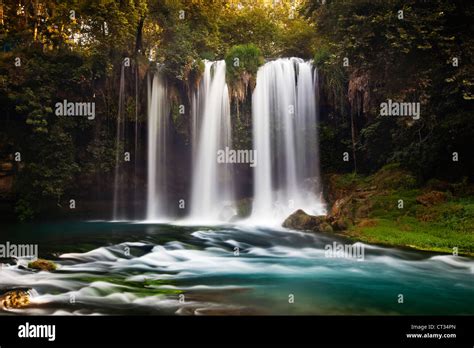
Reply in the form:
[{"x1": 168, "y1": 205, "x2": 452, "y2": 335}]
[{"x1": 224, "y1": 44, "x2": 264, "y2": 86}]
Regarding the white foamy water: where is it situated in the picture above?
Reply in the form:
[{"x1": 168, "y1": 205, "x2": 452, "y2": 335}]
[
  {"x1": 1, "y1": 224, "x2": 473, "y2": 316},
  {"x1": 251, "y1": 58, "x2": 326, "y2": 224},
  {"x1": 189, "y1": 61, "x2": 235, "y2": 222},
  {"x1": 146, "y1": 70, "x2": 170, "y2": 220}
]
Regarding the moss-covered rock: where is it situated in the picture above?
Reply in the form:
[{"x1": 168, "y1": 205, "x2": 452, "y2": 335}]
[
  {"x1": 28, "y1": 259, "x2": 57, "y2": 272},
  {"x1": 236, "y1": 198, "x2": 252, "y2": 218},
  {"x1": 282, "y1": 209, "x2": 328, "y2": 231}
]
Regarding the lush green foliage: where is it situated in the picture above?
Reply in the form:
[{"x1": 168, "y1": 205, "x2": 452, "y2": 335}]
[
  {"x1": 306, "y1": 0, "x2": 474, "y2": 180},
  {"x1": 225, "y1": 44, "x2": 264, "y2": 83},
  {"x1": 0, "y1": 0, "x2": 315, "y2": 220},
  {"x1": 0, "y1": 0, "x2": 144, "y2": 219},
  {"x1": 0, "y1": 0, "x2": 472, "y2": 221},
  {"x1": 330, "y1": 167, "x2": 474, "y2": 255}
]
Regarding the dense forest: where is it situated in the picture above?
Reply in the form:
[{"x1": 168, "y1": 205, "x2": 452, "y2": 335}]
[{"x1": 0, "y1": 0, "x2": 473, "y2": 222}]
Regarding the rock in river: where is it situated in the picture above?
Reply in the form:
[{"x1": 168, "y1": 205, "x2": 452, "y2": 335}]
[
  {"x1": 282, "y1": 209, "x2": 331, "y2": 232},
  {"x1": 0, "y1": 289, "x2": 31, "y2": 309}
]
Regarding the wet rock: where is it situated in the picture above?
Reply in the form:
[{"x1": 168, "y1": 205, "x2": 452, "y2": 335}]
[
  {"x1": 282, "y1": 209, "x2": 327, "y2": 231},
  {"x1": 0, "y1": 257, "x2": 17, "y2": 265},
  {"x1": 28, "y1": 259, "x2": 57, "y2": 272},
  {"x1": 0, "y1": 289, "x2": 30, "y2": 309},
  {"x1": 235, "y1": 198, "x2": 252, "y2": 218}
]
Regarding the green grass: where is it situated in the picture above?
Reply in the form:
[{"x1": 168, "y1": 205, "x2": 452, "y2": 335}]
[
  {"x1": 329, "y1": 165, "x2": 473, "y2": 256},
  {"x1": 347, "y1": 196, "x2": 474, "y2": 256},
  {"x1": 369, "y1": 189, "x2": 421, "y2": 217}
]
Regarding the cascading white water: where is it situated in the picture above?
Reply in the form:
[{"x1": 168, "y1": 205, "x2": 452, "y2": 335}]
[
  {"x1": 296, "y1": 61, "x2": 321, "y2": 193},
  {"x1": 251, "y1": 58, "x2": 325, "y2": 224},
  {"x1": 146, "y1": 71, "x2": 169, "y2": 221},
  {"x1": 189, "y1": 61, "x2": 235, "y2": 222}
]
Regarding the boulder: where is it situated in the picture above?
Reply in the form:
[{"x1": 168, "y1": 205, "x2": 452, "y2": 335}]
[
  {"x1": 282, "y1": 209, "x2": 327, "y2": 231},
  {"x1": 28, "y1": 259, "x2": 57, "y2": 272},
  {"x1": 0, "y1": 289, "x2": 30, "y2": 309}
]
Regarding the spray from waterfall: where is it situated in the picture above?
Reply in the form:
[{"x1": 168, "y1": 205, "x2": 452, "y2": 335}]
[{"x1": 250, "y1": 58, "x2": 325, "y2": 224}]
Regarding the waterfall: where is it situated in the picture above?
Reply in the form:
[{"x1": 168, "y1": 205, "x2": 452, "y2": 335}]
[
  {"x1": 146, "y1": 71, "x2": 170, "y2": 221},
  {"x1": 112, "y1": 64, "x2": 126, "y2": 220},
  {"x1": 189, "y1": 60, "x2": 235, "y2": 222},
  {"x1": 250, "y1": 58, "x2": 325, "y2": 224},
  {"x1": 134, "y1": 63, "x2": 140, "y2": 218}
]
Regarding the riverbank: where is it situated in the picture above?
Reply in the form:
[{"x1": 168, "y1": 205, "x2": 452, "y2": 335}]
[{"x1": 284, "y1": 164, "x2": 474, "y2": 257}]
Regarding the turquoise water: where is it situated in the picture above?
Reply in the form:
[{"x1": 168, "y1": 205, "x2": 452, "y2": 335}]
[{"x1": 0, "y1": 221, "x2": 473, "y2": 315}]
